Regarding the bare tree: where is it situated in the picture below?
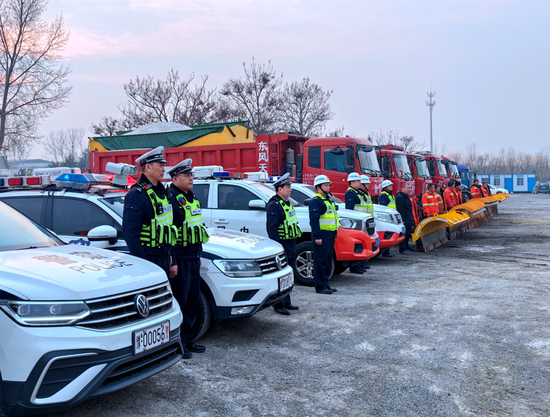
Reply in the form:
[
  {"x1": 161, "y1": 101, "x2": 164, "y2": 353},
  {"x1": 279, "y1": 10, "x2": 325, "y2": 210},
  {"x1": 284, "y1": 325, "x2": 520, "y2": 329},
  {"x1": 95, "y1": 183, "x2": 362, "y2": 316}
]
[
  {"x1": 91, "y1": 116, "x2": 136, "y2": 137},
  {"x1": 43, "y1": 127, "x2": 86, "y2": 167},
  {"x1": 0, "y1": 0, "x2": 72, "y2": 163},
  {"x1": 220, "y1": 58, "x2": 284, "y2": 135},
  {"x1": 279, "y1": 77, "x2": 333, "y2": 136},
  {"x1": 120, "y1": 70, "x2": 217, "y2": 127},
  {"x1": 325, "y1": 125, "x2": 345, "y2": 137},
  {"x1": 368, "y1": 129, "x2": 426, "y2": 152}
]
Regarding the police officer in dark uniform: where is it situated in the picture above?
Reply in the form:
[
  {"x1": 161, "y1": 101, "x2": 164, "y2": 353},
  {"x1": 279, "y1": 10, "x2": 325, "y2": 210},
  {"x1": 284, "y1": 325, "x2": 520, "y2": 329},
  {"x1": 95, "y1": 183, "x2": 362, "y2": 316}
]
[
  {"x1": 344, "y1": 172, "x2": 369, "y2": 274},
  {"x1": 168, "y1": 159, "x2": 209, "y2": 358},
  {"x1": 266, "y1": 173, "x2": 301, "y2": 315},
  {"x1": 123, "y1": 146, "x2": 175, "y2": 278},
  {"x1": 309, "y1": 175, "x2": 338, "y2": 294}
]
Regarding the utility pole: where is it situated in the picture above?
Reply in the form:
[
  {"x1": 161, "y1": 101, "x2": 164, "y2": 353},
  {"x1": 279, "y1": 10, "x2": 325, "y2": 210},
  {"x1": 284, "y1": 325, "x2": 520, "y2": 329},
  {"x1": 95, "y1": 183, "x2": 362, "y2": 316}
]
[{"x1": 426, "y1": 91, "x2": 436, "y2": 154}]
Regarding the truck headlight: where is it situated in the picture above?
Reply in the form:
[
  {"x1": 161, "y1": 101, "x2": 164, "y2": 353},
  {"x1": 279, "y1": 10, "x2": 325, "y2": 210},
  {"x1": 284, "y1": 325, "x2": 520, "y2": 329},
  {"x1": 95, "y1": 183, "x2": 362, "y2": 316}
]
[
  {"x1": 338, "y1": 218, "x2": 362, "y2": 230},
  {"x1": 373, "y1": 212, "x2": 392, "y2": 223},
  {"x1": 0, "y1": 301, "x2": 91, "y2": 326},
  {"x1": 213, "y1": 260, "x2": 262, "y2": 277}
]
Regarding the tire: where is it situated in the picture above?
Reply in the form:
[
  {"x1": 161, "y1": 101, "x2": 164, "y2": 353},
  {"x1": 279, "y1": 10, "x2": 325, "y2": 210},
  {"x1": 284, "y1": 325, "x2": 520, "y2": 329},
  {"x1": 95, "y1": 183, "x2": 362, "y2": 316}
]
[
  {"x1": 333, "y1": 260, "x2": 348, "y2": 276},
  {"x1": 191, "y1": 288, "x2": 212, "y2": 341},
  {"x1": 462, "y1": 191, "x2": 471, "y2": 202},
  {"x1": 294, "y1": 241, "x2": 335, "y2": 286},
  {"x1": 0, "y1": 373, "x2": 7, "y2": 417}
]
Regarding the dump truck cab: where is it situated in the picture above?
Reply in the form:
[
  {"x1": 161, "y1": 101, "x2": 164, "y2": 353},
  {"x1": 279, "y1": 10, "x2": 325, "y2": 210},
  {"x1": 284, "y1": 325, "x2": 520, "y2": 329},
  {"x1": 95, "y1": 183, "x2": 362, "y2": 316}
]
[
  {"x1": 406, "y1": 153, "x2": 432, "y2": 198},
  {"x1": 418, "y1": 152, "x2": 449, "y2": 183},
  {"x1": 300, "y1": 137, "x2": 383, "y2": 200},
  {"x1": 375, "y1": 145, "x2": 415, "y2": 197}
]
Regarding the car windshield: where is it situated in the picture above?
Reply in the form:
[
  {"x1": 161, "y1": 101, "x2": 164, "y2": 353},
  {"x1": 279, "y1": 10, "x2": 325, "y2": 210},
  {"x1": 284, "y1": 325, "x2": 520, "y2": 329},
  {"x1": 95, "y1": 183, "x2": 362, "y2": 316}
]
[
  {"x1": 249, "y1": 182, "x2": 300, "y2": 206},
  {"x1": 0, "y1": 202, "x2": 61, "y2": 252},
  {"x1": 415, "y1": 157, "x2": 430, "y2": 177},
  {"x1": 436, "y1": 159, "x2": 448, "y2": 177},
  {"x1": 99, "y1": 195, "x2": 125, "y2": 218},
  {"x1": 393, "y1": 154, "x2": 412, "y2": 178},
  {"x1": 297, "y1": 184, "x2": 344, "y2": 203},
  {"x1": 357, "y1": 147, "x2": 381, "y2": 175}
]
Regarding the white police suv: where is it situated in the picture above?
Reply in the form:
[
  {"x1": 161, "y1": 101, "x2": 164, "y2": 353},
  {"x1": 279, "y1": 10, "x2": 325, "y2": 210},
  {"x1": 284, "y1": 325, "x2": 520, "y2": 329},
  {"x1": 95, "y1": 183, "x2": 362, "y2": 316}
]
[
  {"x1": 0, "y1": 200, "x2": 183, "y2": 417},
  {"x1": 0, "y1": 171, "x2": 293, "y2": 342}
]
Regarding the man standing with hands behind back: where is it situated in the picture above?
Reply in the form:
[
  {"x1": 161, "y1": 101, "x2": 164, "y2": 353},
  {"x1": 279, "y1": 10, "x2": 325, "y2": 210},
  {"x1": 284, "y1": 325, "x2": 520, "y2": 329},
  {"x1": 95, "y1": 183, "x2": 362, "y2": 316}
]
[
  {"x1": 168, "y1": 159, "x2": 209, "y2": 359},
  {"x1": 266, "y1": 173, "x2": 301, "y2": 315}
]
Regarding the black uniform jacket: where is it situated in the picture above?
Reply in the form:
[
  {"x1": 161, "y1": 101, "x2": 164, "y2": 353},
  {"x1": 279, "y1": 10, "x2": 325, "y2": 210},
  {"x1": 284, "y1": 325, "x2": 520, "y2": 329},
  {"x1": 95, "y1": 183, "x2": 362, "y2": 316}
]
[
  {"x1": 308, "y1": 194, "x2": 337, "y2": 240},
  {"x1": 266, "y1": 195, "x2": 296, "y2": 261},
  {"x1": 169, "y1": 184, "x2": 202, "y2": 260},
  {"x1": 395, "y1": 191, "x2": 415, "y2": 227},
  {"x1": 344, "y1": 188, "x2": 361, "y2": 210},
  {"x1": 123, "y1": 174, "x2": 170, "y2": 259}
]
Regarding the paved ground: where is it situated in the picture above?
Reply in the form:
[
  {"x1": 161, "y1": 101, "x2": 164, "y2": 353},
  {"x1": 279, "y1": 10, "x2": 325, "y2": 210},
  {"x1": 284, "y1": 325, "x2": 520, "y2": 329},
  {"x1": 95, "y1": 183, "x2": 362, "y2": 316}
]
[{"x1": 47, "y1": 194, "x2": 550, "y2": 417}]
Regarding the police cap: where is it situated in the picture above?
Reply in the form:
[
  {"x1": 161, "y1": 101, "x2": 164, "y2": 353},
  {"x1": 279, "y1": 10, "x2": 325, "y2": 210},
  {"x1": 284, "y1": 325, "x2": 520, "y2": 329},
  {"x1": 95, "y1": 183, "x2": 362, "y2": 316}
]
[
  {"x1": 135, "y1": 146, "x2": 167, "y2": 166},
  {"x1": 167, "y1": 158, "x2": 193, "y2": 177},
  {"x1": 273, "y1": 173, "x2": 292, "y2": 189}
]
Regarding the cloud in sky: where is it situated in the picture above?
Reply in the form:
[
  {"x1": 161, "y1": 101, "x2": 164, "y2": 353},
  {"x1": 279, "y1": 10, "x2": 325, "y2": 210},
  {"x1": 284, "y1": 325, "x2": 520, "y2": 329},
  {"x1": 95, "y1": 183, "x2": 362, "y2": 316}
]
[{"x1": 34, "y1": 0, "x2": 550, "y2": 160}]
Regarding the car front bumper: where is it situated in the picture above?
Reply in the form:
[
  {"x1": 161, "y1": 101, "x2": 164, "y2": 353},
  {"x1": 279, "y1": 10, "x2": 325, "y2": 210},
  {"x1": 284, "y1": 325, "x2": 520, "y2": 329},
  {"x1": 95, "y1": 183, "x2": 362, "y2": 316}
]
[
  {"x1": 334, "y1": 228, "x2": 379, "y2": 261},
  {"x1": 0, "y1": 306, "x2": 182, "y2": 417}
]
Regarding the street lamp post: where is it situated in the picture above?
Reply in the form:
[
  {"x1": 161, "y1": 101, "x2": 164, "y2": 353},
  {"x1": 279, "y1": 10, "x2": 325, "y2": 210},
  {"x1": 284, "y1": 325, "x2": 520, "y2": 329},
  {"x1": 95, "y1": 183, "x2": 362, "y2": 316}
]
[{"x1": 426, "y1": 92, "x2": 436, "y2": 154}]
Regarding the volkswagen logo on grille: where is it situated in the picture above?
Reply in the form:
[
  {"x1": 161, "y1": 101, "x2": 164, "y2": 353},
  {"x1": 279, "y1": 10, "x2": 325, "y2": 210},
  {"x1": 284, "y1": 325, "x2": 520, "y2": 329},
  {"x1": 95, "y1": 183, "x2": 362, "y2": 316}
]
[
  {"x1": 134, "y1": 294, "x2": 150, "y2": 318},
  {"x1": 275, "y1": 255, "x2": 284, "y2": 270}
]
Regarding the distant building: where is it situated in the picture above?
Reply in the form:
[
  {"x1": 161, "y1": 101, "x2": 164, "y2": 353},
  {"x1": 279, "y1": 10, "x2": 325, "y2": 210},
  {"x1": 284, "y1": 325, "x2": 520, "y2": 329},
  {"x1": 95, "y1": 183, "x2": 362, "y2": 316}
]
[{"x1": 478, "y1": 173, "x2": 536, "y2": 193}]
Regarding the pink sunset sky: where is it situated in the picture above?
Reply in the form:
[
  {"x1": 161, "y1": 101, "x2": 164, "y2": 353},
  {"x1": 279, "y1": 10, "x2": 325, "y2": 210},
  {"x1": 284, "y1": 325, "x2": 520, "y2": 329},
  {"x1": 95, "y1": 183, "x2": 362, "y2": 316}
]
[{"x1": 35, "y1": 0, "x2": 550, "y2": 158}]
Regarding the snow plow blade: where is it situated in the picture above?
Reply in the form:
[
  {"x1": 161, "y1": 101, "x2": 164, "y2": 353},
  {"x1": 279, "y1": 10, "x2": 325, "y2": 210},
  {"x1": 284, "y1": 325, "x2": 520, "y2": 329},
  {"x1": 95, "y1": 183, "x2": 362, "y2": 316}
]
[
  {"x1": 479, "y1": 195, "x2": 505, "y2": 215},
  {"x1": 451, "y1": 200, "x2": 487, "y2": 227},
  {"x1": 412, "y1": 212, "x2": 470, "y2": 252}
]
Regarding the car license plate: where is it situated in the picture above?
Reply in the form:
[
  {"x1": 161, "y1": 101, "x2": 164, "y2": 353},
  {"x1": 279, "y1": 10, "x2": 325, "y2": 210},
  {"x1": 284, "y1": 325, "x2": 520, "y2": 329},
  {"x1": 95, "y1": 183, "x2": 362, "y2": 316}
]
[
  {"x1": 133, "y1": 321, "x2": 170, "y2": 355},
  {"x1": 279, "y1": 273, "x2": 293, "y2": 292},
  {"x1": 402, "y1": 226, "x2": 406, "y2": 234},
  {"x1": 375, "y1": 237, "x2": 380, "y2": 247}
]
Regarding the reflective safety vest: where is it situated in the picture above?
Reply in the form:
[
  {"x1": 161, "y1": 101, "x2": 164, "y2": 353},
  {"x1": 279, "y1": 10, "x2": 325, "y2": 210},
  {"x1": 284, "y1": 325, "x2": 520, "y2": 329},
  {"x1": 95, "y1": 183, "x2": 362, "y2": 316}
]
[
  {"x1": 174, "y1": 192, "x2": 209, "y2": 246},
  {"x1": 138, "y1": 183, "x2": 177, "y2": 248},
  {"x1": 277, "y1": 199, "x2": 302, "y2": 240},
  {"x1": 411, "y1": 197, "x2": 419, "y2": 225},
  {"x1": 347, "y1": 187, "x2": 374, "y2": 214},
  {"x1": 444, "y1": 187, "x2": 457, "y2": 209},
  {"x1": 314, "y1": 193, "x2": 339, "y2": 231},
  {"x1": 481, "y1": 185, "x2": 491, "y2": 197},
  {"x1": 455, "y1": 189, "x2": 463, "y2": 205},
  {"x1": 380, "y1": 191, "x2": 396, "y2": 209},
  {"x1": 422, "y1": 192, "x2": 438, "y2": 216}
]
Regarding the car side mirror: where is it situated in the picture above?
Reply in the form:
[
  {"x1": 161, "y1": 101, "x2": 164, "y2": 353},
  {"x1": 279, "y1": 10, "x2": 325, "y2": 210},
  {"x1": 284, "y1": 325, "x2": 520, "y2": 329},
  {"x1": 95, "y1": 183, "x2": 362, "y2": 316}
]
[
  {"x1": 248, "y1": 199, "x2": 266, "y2": 210},
  {"x1": 88, "y1": 225, "x2": 118, "y2": 245}
]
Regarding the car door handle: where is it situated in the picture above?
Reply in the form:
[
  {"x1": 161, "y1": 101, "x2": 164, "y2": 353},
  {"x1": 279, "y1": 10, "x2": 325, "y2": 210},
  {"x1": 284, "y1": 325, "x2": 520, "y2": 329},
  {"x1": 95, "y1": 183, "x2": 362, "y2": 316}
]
[{"x1": 214, "y1": 219, "x2": 229, "y2": 224}]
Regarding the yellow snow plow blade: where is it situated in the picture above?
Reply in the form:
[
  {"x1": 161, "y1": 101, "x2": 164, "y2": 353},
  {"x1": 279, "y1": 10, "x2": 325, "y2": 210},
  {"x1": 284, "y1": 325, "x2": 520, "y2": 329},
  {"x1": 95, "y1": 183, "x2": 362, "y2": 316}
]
[
  {"x1": 452, "y1": 200, "x2": 487, "y2": 227},
  {"x1": 412, "y1": 212, "x2": 470, "y2": 251}
]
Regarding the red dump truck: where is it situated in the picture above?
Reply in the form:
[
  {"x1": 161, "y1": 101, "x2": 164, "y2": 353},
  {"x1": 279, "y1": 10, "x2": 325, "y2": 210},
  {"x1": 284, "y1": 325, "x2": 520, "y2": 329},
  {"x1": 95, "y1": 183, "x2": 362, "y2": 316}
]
[
  {"x1": 89, "y1": 122, "x2": 385, "y2": 200},
  {"x1": 375, "y1": 145, "x2": 415, "y2": 197}
]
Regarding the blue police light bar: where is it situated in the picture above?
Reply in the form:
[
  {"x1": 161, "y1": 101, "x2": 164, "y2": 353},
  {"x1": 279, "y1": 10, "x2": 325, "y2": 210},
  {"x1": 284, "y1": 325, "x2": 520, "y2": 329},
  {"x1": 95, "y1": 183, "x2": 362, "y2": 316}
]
[
  {"x1": 0, "y1": 178, "x2": 4, "y2": 187},
  {"x1": 55, "y1": 173, "x2": 91, "y2": 190},
  {"x1": 213, "y1": 171, "x2": 230, "y2": 177},
  {"x1": 213, "y1": 171, "x2": 248, "y2": 179}
]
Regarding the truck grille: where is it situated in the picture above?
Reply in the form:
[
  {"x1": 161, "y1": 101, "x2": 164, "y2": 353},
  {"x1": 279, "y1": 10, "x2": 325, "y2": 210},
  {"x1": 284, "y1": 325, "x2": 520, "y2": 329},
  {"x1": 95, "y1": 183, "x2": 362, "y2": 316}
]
[
  {"x1": 258, "y1": 252, "x2": 287, "y2": 274},
  {"x1": 365, "y1": 218, "x2": 376, "y2": 236},
  {"x1": 78, "y1": 283, "x2": 174, "y2": 330}
]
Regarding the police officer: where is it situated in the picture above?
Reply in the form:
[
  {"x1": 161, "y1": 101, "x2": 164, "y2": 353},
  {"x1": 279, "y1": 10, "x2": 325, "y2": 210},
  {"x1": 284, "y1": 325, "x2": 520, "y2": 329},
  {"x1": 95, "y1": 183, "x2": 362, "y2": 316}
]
[
  {"x1": 344, "y1": 172, "x2": 370, "y2": 273},
  {"x1": 168, "y1": 159, "x2": 209, "y2": 358},
  {"x1": 309, "y1": 175, "x2": 338, "y2": 294},
  {"x1": 266, "y1": 173, "x2": 301, "y2": 315},
  {"x1": 378, "y1": 179, "x2": 396, "y2": 257},
  {"x1": 123, "y1": 146, "x2": 175, "y2": 278}
]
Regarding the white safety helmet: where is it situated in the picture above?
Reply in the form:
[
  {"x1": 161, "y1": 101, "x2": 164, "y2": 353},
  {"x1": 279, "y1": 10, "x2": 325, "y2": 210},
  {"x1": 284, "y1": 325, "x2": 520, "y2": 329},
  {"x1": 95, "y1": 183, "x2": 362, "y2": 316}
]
[
  {"x1": 360, "y1": 175, "x2": 371, "y2": 184},
  {"x1": 381, "y1": 180, "x2": 393, "y2": 188},
  {"x1": 347, "y1": 172, "x2": 361, "y2": 182},
  {"x1": 314, "y1": 174, "x2": 332, "y2": 187}
]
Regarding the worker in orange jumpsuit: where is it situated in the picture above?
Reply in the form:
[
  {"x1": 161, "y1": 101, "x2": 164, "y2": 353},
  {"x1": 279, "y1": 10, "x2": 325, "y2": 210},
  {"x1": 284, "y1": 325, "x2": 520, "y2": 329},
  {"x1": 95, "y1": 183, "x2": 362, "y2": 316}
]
[
  {"x1": 454, "y1": 181, "x2": 463, "y2": 205},
  {"x1": 421, "y1": 183, "x2": 439, "y2": 217},
  {"x1": 444, "y1": 180, "x2": 457, "y2": 209},
  {"x1": 470, "y1": 179, "x2": 483, "y2": 199},
  {"x1": 481, "y1": 179, "x2": 492, "y2": 196}
]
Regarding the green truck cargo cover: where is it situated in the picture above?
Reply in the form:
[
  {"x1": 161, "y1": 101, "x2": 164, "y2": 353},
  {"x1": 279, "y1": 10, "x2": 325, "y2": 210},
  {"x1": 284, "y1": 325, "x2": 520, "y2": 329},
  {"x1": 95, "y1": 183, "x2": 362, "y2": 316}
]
[{"x1": 94, "y1": 121, "x2": 248, "y2": 151}]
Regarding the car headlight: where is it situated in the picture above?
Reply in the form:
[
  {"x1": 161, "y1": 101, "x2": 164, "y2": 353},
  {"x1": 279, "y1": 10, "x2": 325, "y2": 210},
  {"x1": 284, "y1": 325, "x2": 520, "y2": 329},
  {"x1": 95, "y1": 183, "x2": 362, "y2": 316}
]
[
  {"x1": 373, "y1": 212, "x2": 393, "y2": 223},
  {"x1": 0, "y1": 301, "x2": 91, "y2": 326},
  {"x1": 338, "y1": 217, "x2": 361, "y2": 230},
  {"x1": 213, "y1": 259, "x2": 262, "y2": 277}
]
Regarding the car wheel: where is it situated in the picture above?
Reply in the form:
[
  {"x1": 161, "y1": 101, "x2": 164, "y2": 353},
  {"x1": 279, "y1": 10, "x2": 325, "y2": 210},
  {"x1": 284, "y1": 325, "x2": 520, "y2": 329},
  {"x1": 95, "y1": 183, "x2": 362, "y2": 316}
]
[
  {"x1": 191, "y1": 288, "x2": 212, "y2": 341},
  {"x1": 294, "y1": 241, "x2": 334, "y2": 286},
  {"x1": 333, "y1": 260, "x2": 348, "y2": 276},
  {"x1": 0, "y1": 373, "x2": 7, "y2": 417},
  {"x1": 462, "y1": 191, "x2": 471, "y2": 202}
]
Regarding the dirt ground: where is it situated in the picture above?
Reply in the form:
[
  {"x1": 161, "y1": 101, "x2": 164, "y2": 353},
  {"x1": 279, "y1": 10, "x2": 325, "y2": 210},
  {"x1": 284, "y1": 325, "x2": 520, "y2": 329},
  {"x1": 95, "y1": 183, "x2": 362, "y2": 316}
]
[{"x1": 47, "y1": 194, "x2": 550, "y2": 417}]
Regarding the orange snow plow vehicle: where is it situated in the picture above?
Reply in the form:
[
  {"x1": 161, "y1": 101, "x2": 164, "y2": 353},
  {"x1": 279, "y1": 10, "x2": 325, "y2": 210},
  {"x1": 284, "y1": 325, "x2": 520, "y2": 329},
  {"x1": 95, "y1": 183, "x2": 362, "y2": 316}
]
[{"x1": 412, "y1": 193, "x2": 510, "y2": 252}]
